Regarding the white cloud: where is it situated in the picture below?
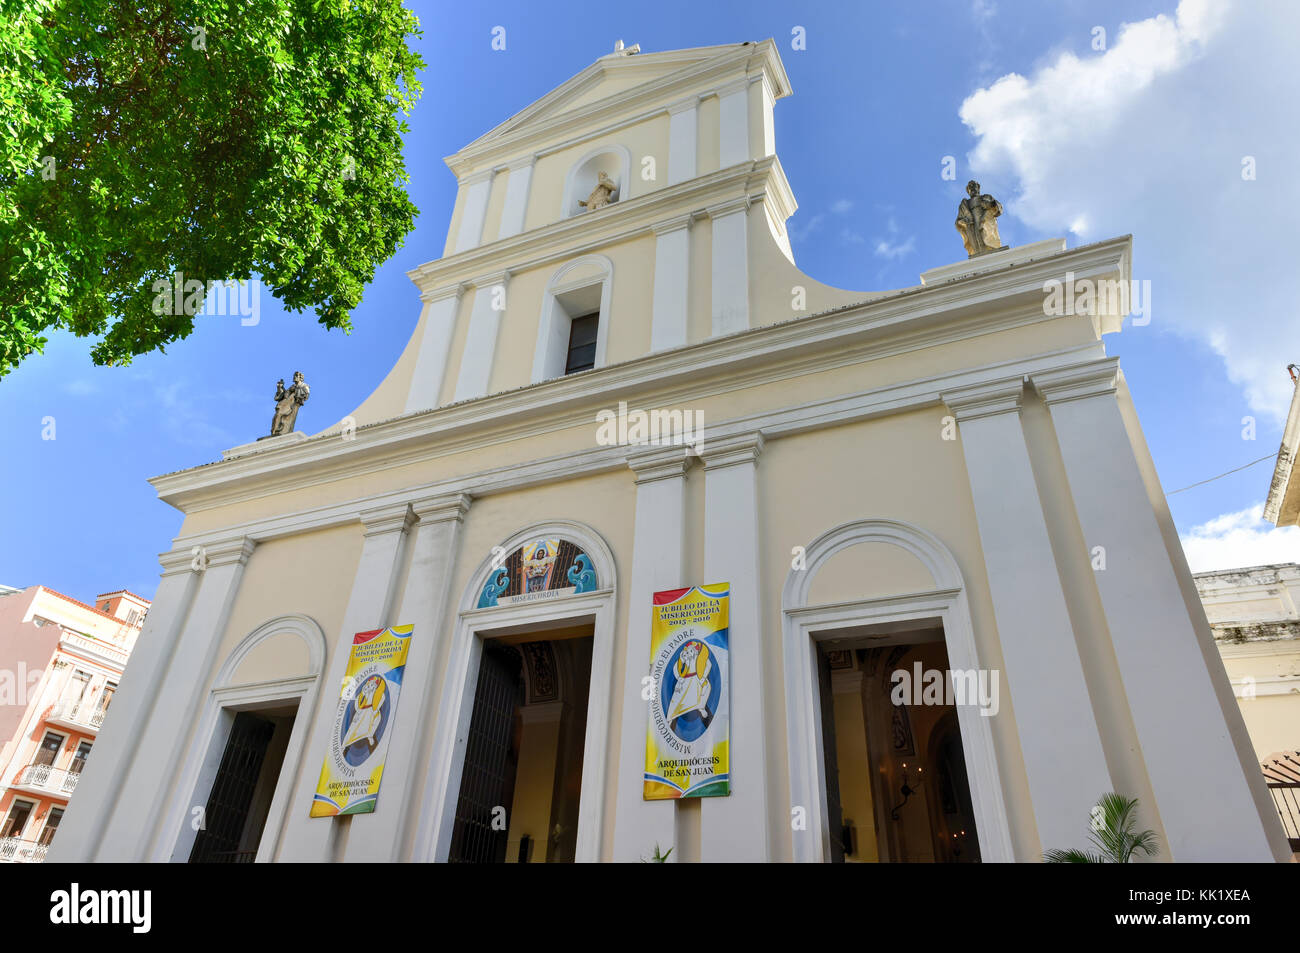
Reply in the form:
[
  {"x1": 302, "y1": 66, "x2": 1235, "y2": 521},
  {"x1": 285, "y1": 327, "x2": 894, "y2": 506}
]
[
  {"x1": 1179, "y1": 504, "x2": 1300, "y2": 572},
  {"x1": 830, "y1": 199, "x2": 854, "y2": 215},
  {"x1": 791, "y1": 212, "x2": 825, "y2": 242},
  {"x1": 874, "y1": 236, "x2": 916, "y2": 259},
  {"x1": 958, "y1": 0, "x2": 1300, "y2": 422},
  {"x1": 872, "y1": 214, "x2": 915, "y2": 260}
]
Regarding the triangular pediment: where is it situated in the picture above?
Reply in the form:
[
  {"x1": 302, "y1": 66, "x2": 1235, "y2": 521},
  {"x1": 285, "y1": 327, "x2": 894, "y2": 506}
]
[{"x1": 459, "y1": 43, "x2": 751, "y2": 152}]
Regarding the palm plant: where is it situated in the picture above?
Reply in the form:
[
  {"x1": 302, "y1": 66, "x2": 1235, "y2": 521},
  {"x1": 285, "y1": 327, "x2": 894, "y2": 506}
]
[
  {"x1": 642, "y1": 843, "x2": 673, "y2": 863},
  {"x1": 1043, "y1": 792, "x2": 1159, "y2": 863}
]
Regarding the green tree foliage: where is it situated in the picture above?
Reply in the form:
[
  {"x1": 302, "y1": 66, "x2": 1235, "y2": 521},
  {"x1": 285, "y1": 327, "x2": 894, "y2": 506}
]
[{"x1": 0, "y1": 0, "x2": 423, "y2": 377}]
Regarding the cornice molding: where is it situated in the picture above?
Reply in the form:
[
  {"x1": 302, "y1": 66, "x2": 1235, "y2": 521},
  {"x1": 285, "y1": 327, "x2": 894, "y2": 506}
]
[
  {"x1": 446, "y1": 41, "x2": 791, "y2": 177},
  {"x1": 407, "y1": 156, "x2": 793, "y2": 294},
  {"x1": 159, "y1": 343, "x2": 1109, "y2": 553},
  {"x1": 152, "y1": 240, "x2": 1127, "y2": 515}
]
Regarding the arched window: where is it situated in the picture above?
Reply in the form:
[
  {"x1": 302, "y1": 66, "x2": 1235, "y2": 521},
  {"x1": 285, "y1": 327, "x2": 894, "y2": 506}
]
[{"x1": 531, "y1": 255, "x2": 613, "y2": 383}]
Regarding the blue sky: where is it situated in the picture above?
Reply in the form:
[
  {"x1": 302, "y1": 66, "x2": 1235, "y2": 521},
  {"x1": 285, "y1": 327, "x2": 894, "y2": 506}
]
[{"x1": 2, "y1": 0, "x2": 1296, "y2": 603}]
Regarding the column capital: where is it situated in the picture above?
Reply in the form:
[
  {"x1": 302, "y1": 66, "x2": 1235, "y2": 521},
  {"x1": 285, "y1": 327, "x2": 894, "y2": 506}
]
[
  {"x1": 941, "y1": 377, "x2": 1027, "y2": 423},
  {"x1": 461, "y1": 167, "x2": 495, "y2": 186},
  {"x1": 652, "y1": 213, "x2": 695, "y2": 235},
  {"x1": 420, "y1": 282, "x2": 465, "y2": 305},
  {"x1": 360, "y1": 502, "x2": 415, "y2": 538},
  {"x1": 704, "y1": 196, "x2": 750, "y2": 219},
  {"x1": 627, "y1": 445, "x2": 693, "y2": 485},
  {"x1": 159, "y1": 547, "x2": 197, "y2": 576},
  {"x1": 506, "y1": 153, "x2": 537, "y2": 172},
  {"x1": 203, "y1": 536, "x2": 257, "y2": 569},
  {"x1": 469, "y1": 269, "x2": 511, "y2": 291},
  {"x1": 411, "y1": 493, "x2": 472, "y2": 524},
  {"x1": 701, "y1": 431, "x2": 764, "y2": 470},
  {"x1": 161, "y1": 535, "x2": 254, "y2": 572},
  {"x1": 1030, "y1": 358, "x2": 1119, "y2": 406},
  {"x1": 667, "y1": 96, "x2": 700, "y2": 115},
  {"x1": 714, "y1": 77, "x2": 751, "y2": 98},
  {"x1": 162, "y1": 536, "x2": 255, "y2": 575}
]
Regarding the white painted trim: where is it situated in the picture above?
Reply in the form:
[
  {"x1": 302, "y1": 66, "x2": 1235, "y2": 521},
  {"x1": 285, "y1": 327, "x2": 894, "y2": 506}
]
[
  {"x1": 780, "y1": 519, "x2": 1014, "y2": 863},
  {"x1": 405, "y1": 291, "x2": 464, "y2": 413},
  {"x1": 667, "y1": 100, "x2": 698, "y2": 185},
  {"x1": 651, "y1": 217, "x2": 691, "y2": 352},
  {"x1": 454, "y1": 171, "x2": 494, "y2": 253},
  {"x1": 415, "y1": 520, "x2": 618, "y2": 863},
  {"x1": 710, "y1": 203, "x2": 749, "y2": 336},
  {"x1": 718, "y1": 80, "x2": 750, "y2": 168},
  {"x1": 531, "y1": 255, "x2": 614, "y2": 383},
  {"x1": 159, "y1": 348, "x2": 1110, "y2": 543},
  {"x1": 1232, "y1": 675, "x2": 1300, "y2": 698},
  {"x1": 453, "y1": 280, "x2": 509, "y2": 402},
  {"x1": 157, "y1": 614, "x2": 326, "y2": 863},
  {"x1": 498, "y1": 157, "x2": 535, "y2": 240}
]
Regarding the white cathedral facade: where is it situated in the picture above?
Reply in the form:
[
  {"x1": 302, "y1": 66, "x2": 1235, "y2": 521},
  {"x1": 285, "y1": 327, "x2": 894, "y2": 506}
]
[{"x1": 53, "y1": 41, "x2": 1288, "y2": 863}]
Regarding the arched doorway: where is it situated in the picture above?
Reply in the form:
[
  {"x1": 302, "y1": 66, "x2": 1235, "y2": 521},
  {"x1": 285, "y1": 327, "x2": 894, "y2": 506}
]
[
  {"x1": 417, "y1": 521, "x2": 616, "y2": 863},
  {"x1": 782, "y1": 519, "x2": 1014, "y2": 863}
]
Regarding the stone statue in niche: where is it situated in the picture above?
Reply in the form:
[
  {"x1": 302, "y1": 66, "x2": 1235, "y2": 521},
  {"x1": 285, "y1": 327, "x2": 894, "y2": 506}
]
[
  {"x1": 268, "y1": 370, "x2": 310, "y2": 437},
  {"x1": 955, "y1": 179, "x2": 1007, "y2": 257},
  {"x1": 579, "y1": 171, "x2": 618, "y2": 211}
]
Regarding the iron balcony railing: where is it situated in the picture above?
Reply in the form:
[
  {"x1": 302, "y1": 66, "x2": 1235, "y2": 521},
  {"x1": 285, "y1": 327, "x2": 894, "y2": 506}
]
[
  {"x1": 17, "y1": 762, "x2": 80, "y2": 795},
  {"x1": 0, "y1": 837, "x2": 49, "y2": 863},
  {"x1": 48, "y1": 700, "x2": 107, "y2": 731}
]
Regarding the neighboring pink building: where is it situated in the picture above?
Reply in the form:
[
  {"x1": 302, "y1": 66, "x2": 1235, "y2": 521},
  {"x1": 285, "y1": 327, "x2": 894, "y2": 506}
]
[{"x1": 0, "y1": 584, "x2": 147, "y2": 862}]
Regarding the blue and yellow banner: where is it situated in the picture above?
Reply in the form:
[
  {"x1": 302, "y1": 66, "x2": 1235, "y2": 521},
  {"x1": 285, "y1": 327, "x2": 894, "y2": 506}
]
[
  {"x1": 644, "y1": 584, "x2": 730, "y2": 799},
  {"x1": 310, "y1": 624, "x2": 412, "y2": 817}
]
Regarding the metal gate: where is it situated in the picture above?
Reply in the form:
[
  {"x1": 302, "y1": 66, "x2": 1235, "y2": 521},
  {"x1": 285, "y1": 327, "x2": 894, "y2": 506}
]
[
  {"x1": 448, "y1": 642, "x2": 523, "y2": 863},
  {"x1": 189, "y1": 711, "x2": 275, "y2": 863}
]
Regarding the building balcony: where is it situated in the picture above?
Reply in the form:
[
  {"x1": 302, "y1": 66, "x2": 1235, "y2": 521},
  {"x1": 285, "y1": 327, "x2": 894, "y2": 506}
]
[
  {"x1": 12, "y1": 762, "x2": 80, "y2": 798},
  {"x1": 45, "y1": 701, "x2": 106, "y2": 734},
  {"x1": 0, "y1": 837, "x2": 49, "y2": 863}
]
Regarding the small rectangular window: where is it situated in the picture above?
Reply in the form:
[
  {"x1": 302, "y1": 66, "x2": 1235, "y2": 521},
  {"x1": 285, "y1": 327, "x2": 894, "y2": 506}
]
[
  {"x1": 35, "y1": 732, "x2": 64, "y2": 766},
  {"x1": 71, "y1": 741, "x2": 93, "y2": 774},
  {"x1": 564, "y1": 313, "x2": 599, "y2": 375},
  {"x1": 2, "y1": 800, "x2": 34, "y2": 838},
  {"x1": 38, "y1": 807, "x2": 64, "y2": 846}
]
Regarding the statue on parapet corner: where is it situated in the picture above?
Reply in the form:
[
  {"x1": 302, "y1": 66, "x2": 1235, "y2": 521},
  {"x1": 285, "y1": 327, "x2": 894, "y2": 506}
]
[
  {"x1": 268, "y1": 371, "x2": 310, "y2": 437},
  {"x1": 579, "y1": 171, "x2": 618, "y2": 212},
  {"x1": 955, "y1": 180, "x2": 1007, "y2": 257}
]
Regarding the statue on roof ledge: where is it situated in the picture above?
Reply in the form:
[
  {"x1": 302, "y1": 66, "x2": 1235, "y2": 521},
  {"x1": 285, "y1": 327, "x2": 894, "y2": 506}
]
[
  {"x1": 268, "y1": 371, "x2": 310, "y2": 438},
  {"x1": 955, "y1": 180, "x2": 1007, "y2": 258}
]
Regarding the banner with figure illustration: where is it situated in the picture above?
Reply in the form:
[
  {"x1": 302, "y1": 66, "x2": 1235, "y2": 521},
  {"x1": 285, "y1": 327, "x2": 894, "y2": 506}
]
[
  {"x1": 644, "y1": 584, "x2": 730, "y2": 799},
  {"x1": 310, "y1": 624, "x2": 412, "y2": 817}
]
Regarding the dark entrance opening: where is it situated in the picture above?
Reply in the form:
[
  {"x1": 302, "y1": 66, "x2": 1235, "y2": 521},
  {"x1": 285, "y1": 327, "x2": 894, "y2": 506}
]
[
  {"x1": 816, "y1": 626, "x2": 981, "y2": 863},
  {"x1": 189, "y1": 702, "x2": 298, "y2": 863},
  {"x1": 448, "y1": 630, "x2": 593, "y2": 863}
]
